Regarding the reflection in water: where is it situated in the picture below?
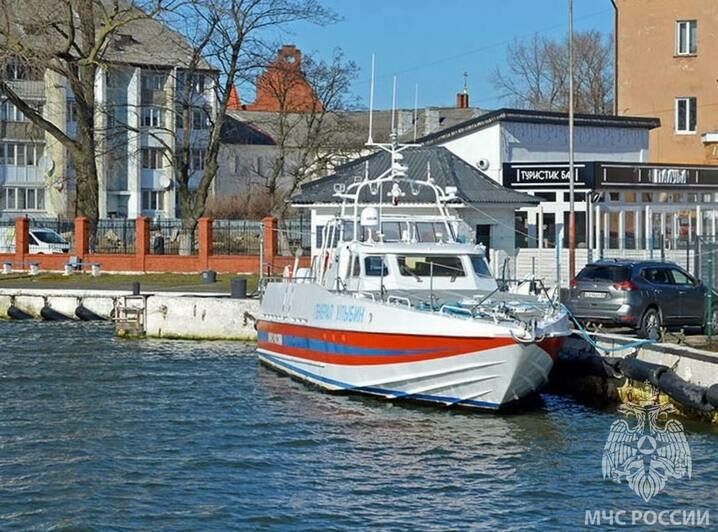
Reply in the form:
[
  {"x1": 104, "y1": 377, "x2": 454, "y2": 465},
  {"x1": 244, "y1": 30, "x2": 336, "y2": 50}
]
[{"x1": 0, "y1": 320, "x2": 716, "y2": 529}]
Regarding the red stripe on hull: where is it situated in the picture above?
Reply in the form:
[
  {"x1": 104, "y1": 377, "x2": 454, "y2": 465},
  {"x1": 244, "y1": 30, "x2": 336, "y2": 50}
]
[{"x1": 257, "y1": 320, "x2": 517, "y2": 365}]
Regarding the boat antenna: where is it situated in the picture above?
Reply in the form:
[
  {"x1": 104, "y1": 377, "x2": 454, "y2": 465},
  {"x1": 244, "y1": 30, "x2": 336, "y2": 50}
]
[
  {"x1": 391, "y1": 75, "x2": 397, "y2": 138},
  {"x1": 367, "y1": 53, "x2": 375, "y2": 145},
  {"x1": 413, "y1": 83, "x2": 419, "y2": 142}
]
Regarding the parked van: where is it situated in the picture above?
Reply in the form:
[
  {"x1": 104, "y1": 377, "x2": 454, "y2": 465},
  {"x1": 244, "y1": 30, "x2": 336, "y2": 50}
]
[{"x1": 0, "y1": 226, "x2": 70, "y2": 254}]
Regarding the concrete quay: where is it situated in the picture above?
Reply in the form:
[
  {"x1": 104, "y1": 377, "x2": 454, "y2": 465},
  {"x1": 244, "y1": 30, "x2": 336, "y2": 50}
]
[{"x1": 0, "y1": 288, "x2": 260, "y2": 340}]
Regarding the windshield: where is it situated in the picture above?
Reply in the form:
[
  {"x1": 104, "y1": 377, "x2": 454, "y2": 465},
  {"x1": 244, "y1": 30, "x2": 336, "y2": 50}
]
[
  {"x1": 397, "y1": 255, "x2": 465, "y2": 277},
  {"x1": 415, "y1": 222, "x2": 453, "y2": 243},
  {"x1": 32, "y1": 229, "x2": 67, "y2": 245},
  {"x1": 469, "y1": 255, "x2": 492, "y2": 277},
  {"x1": 577, "y1": 265, "x2": 630, "y2": 283},
  {"x1": 364, "y1": 256, "x2": 388, "y2": 277}
]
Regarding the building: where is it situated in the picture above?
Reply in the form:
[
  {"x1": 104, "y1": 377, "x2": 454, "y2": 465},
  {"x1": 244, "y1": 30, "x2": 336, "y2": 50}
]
[
  {"x1": 292, "y1": 145, "x2": 538, "y2": 271},
  {"x1": 0, "y1": 12, "x2": 217, "y2": 220},
  {"x1": 615, "y1": 0, "x2": 718, "y2": 164}
]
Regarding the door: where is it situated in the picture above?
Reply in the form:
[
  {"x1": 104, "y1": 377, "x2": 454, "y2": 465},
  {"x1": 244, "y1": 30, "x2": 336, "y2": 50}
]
[
  {"x1": 476, "y1": 225, "x2": 491, "y2": 260},
  {"x1": 668, "y1": 268, "x2": 705, "y2": 325},
  {"x1": 641, "y1": 267, "x2": 682, "y2": 323}
]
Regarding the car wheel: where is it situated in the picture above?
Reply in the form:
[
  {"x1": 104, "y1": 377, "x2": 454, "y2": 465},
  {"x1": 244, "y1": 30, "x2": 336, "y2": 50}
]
[
  {"x1": 704, "y1": 308, "x2": 718, "y2": 335},
  {"x1": 639, "y1": 308, "x2": 661, "y2": 341}
]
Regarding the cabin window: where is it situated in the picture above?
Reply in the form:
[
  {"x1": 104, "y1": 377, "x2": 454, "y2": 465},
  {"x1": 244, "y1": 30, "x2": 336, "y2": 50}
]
[
  {"x1": 397, "y1": 256, "x2": 465, "y2": 277},
  {"x1": 470, "y1": 255, "x2": 492, "y2": 277},
  {"x1": 415, "y1": 222, "x2": 451, "y2": 243},
  {"x1": 381, "y1": 222, "x2": 402, "y2": 242},
  {"x1": 364, "y1": 256, "x2": 388, "y2": 277},
  {"x1": 351, "y1": 256, "x2": 361, "y2": 276}
]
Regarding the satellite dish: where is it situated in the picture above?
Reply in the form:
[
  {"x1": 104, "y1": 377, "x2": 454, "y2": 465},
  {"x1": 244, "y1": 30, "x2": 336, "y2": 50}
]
[
  {"x1": 160, "y1": 174, "x2": 173, "y2": 190},
  {"x1": 477, "y1": 158, "x2": 490, "y2": 171}
]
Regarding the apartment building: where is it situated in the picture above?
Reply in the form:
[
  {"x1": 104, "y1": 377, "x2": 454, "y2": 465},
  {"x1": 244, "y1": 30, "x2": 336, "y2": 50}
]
[
  {"x1": 616, "y1": 0, "x2": 718, "y2": 164},
  {"x1": 0, "y1": 17, "x2": 217, "y2": 220}
]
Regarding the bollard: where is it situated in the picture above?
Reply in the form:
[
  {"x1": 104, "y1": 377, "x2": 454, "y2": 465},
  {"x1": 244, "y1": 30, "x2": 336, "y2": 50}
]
[
  {"x1": 91, "y1": 263, "x2": 101, "y2": 276},
  {"x1": 63, "y1": 263, "x2": 73, "y2": 276},
  {"x1": 230, "y1": 277, "x2": 247, "y2": 298},
  {"x1": 132, "y1": 282, "x2": 141, "y2": 296},
  {"x1": 29, "y1": 263, "x2": 39, "y2": 276},
  {"x1": 2, "y1": 262, "x2": 11, "y2": 274}
]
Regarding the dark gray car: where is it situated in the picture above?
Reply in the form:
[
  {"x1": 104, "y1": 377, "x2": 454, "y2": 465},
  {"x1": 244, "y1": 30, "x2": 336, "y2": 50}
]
[{"x1": 565, "y1": 259, "x2": 718, "y2": 340}]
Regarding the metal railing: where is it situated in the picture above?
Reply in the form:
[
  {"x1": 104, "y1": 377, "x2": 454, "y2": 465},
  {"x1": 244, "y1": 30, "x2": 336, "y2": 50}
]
[
  {"x1": 93, "y1": 219, "x2": 136, "y2": 254},
  {"x1": 149, "y1": 220, "x2": 197, "y2": 255},
  {"x1": 281, "y1": 216, "x2": 311, "y2": 256},
  {"x1": 0, "y1": 219, "x2": 14, "y2": 253},
  {"x1": 212, "y1": 220, "x2": 262, "y2": 255}
]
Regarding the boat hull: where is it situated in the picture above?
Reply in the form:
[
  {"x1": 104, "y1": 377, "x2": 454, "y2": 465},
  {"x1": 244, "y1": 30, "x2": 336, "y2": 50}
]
[{"x1": 256, "y1": 321, "x2": 561, "y2": 410}]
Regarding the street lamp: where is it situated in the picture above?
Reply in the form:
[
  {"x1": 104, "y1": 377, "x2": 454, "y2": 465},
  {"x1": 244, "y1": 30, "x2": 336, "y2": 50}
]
[{"x1": 568, "y1": 0, "x2": 576, "y2": 283}]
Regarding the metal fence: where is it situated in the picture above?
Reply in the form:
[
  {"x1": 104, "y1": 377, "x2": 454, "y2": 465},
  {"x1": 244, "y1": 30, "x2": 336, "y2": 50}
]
[
  {"x1": 29, "y1": 218, "x2": 75, "y2": 250},
  {"x1": 0, "y1": 219, "x2": 14, "y2": 253},
  {"x1": 281, "y1": 216, "x2": 311, "y2": 256},
  {"x1": 212, "y1": 220, "x2": 262, "y2": 255},
  {"x1": 150, "y1": 219, "x2": 197, "y2": 255},
  {"x1": 93, "y1": 219, "x2": 136, "y2": 254}
]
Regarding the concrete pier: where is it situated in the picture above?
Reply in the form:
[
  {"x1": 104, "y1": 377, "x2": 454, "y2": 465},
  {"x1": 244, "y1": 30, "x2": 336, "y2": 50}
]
[{"x1": 0, "y1": 288, "x2": 260, "y2": 340}]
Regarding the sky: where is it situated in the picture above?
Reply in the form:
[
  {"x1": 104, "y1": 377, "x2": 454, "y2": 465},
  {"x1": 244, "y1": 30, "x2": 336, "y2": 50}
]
[{"x1": 278, "y1": 0, "x2": 614, "y2": 110}]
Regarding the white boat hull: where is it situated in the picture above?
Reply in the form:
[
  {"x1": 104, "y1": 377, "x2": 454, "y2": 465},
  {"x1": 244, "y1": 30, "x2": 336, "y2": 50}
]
[{"x1": 257, "y1": 283, "x2": 567, "y2": 410}]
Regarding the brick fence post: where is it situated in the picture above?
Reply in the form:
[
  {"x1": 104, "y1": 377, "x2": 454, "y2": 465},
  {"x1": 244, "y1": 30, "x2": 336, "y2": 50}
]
[
  {"x1": 198, "y1": 217, "x2": 213, "y2": 270},
  {"x1": 136, "y1": 217, "x2": 150, "y2": 271},
  {"x1": 74, "y1": 217, "x2": 89, "y2": 259},
  {"x1": 263, "y1": 216, "x2": 277, "y2": 275},
  {"x1": 14, "y1": 217, "x2": 29, "y2": 267}
]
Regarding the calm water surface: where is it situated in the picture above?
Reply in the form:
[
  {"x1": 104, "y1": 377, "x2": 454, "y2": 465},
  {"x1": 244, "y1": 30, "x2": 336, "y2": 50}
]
[{"x1": 1, "y1": 321, "x2": 717, "y2": 530}]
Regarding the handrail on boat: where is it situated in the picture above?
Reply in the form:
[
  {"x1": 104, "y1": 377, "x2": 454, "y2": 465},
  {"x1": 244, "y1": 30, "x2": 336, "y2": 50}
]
[
  {"x1": 353, "y1": 291, "x2": 376, "y2": 302},
  {"x1": 439, "y1": 304, "x2": 473, "y2": 318},
  {"x1": 387, "y1": 295, "x2": 412, "y2": 308}
]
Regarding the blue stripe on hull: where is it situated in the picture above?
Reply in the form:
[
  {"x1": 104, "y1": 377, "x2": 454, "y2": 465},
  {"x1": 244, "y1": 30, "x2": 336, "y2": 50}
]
[{"x1": 258, "y1": 351, "x2": 500, "y2": 410}]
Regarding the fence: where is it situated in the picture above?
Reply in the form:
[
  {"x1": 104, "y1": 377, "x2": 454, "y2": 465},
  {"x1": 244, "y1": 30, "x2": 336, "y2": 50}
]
[
  {"x1": 93, "y1": 219, "x2": 136, "y2": 254},
  {"x1": 281, "y1": 216, "x2": 312, "y2": 256},
  {"x1": 0, "y1": 219, "x2": 14, "y2": 253},
  {"x1": 212, "y1": 220, "x2": 262, "y2": 255},
  {"x1": 150, "y1": 219, "x2": 197, "y2": 255}
]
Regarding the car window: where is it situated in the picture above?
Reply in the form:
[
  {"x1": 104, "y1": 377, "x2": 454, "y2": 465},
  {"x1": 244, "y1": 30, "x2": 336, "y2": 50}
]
[
  {"x1": 641, "y1": 268, "x2": 671, "y2": 285},
  {"x1": 364, "y1": 256, "x2": 388, "y2": 277},
  {"x1": 577, "y1": 265, "x2": 630, "y2": 282},
  {"x1": 31, "y1": 230, "x2": 66, "y2": 244},
  {"x1": 669, "y1": 269, "x2": 695, "y2": 286}
]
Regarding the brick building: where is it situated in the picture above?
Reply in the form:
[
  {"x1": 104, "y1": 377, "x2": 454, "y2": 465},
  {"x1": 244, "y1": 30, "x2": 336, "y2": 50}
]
[{"x1": 615, "y1": 0, "x2": 718, "y2": 164}]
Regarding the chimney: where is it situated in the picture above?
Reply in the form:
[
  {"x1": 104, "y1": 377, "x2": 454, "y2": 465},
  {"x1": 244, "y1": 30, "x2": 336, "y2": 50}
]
[
  {"x1": 456, "y1": 71, "x2": 469, "y2": 109},
  {"x1": 456, "y1": 92, "x2": 469, "y2": 109},
  {"x1": 227, "y1": 85, "x2": 241, "y2": 111}
]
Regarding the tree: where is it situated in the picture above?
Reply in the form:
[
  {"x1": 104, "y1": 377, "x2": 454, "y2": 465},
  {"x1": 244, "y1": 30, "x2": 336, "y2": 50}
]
[
  {"x1": 493, "y1": 30, "x2": 613, "y2": 114},
  {"x1": 0, "y1": 0, "x2": 166, "y2": 228},
  {"x1": 161, "y1": 0, "x2": 336, "y2": 236}
]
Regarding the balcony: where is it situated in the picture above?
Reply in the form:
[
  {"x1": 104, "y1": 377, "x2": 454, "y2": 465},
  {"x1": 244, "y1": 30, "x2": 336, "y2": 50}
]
[{"x1": 5, "y1": 80, "x2": 45, "y2": 99}]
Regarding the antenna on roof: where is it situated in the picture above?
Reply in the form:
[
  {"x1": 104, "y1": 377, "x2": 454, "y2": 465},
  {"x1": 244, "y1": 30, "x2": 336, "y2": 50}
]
[
  {"x1": 367, "y1": 53, "x2": 375, "y2": 145},
  {"x1": 390, "y1": 75, "x2": 397, "y2": 139},
  {"x1": 413, "y1": 84, "x2": 419, "y2": 142}
]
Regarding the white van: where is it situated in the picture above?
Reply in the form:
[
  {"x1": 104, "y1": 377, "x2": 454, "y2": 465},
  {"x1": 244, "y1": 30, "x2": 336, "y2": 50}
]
[{"x1": 0, "y1": 226, "x2": 70, "y2": 254}]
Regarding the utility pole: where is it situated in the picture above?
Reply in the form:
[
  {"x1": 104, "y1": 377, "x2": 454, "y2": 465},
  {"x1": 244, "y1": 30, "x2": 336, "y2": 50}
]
[{"x1": 568, "y1": 0, "x2": 576, "y2": 283}]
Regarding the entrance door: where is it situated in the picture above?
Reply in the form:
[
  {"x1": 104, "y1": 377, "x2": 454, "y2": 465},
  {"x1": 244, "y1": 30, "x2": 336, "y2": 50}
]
[{"x1": 476, "y1": 225, "x2": 491, "y2": 260}]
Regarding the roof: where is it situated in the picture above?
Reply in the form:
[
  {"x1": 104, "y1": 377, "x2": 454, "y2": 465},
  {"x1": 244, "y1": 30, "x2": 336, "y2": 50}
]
[
  {"x1": 0, "y1": 0, "x2": 214, "y2": 71},
  {"x1": 224, "y1": 106, "x2": 486, "y2": 148},
  {"x1": 418, "y1": 107, "x2": 661, "y2": 145},
  {"x1": 292, "y1": 145, "x2": 539, "y2": 206}
]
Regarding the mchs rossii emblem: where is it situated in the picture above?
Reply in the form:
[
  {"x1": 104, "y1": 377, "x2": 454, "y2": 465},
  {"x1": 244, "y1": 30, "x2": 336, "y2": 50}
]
[{"x1": 602, "y1": 403, "x2": 692, "y2": 502}]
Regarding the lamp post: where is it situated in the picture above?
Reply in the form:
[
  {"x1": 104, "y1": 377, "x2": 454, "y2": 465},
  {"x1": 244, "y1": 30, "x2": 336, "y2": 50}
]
[{"x1": 568, "y1": 0, "x2": 576, "y2": 283}]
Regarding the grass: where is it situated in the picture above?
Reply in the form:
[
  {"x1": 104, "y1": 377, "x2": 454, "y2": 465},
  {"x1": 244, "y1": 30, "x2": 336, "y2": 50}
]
[{"x1": 0, "y1": 271, "x2": 259, "y2": 294}]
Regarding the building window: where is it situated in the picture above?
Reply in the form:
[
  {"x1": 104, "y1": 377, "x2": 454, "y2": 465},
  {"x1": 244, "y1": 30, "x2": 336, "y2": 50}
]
[
  {"x1": 142, "y1": 72, "x2": 165, "y2": 91},
  {"x1": 191, "y1": 148, "x2": 206, "y2": 171},
  {"x1": 0, "y1": 187, "x2": 45, "y2": 210},
  {"x1": 1, "y1": 101, "x2": 28, "y2": 122},
  {"x1": 141, "y1": 190, "x2": 164, "y2": 211},
  {"x1": 192, "y1": 108, "x2": 208, "y2": 130},
  {"x1": 675, "y1": 97, "x2": 696, "y2": 133},
  {"x1": 66, "y1": 101, "x2": 78, "y2": 123},
  {"x1": 142, "y1": 106, "x2": 163, "y2": 128},
  {"x1": 676, "y1": 20, "x2": 697, "y2": 55},
  {"x1": 141, "y1": 147, "x2": 165, "y2": 169},
  {"x1": 0, "y1": 143, "x2": 43, "y2": 167}
]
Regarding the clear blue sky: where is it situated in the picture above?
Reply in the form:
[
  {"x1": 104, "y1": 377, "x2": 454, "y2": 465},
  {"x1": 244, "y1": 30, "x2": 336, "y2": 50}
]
[{"x1": 282, "y1": 0, "x2": 614, "y2": 110}]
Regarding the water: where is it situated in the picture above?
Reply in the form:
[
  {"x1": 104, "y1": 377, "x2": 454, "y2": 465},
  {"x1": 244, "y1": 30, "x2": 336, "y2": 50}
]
[{"x1": 1, "y1": 321, "x2": 717, "y2": 530}]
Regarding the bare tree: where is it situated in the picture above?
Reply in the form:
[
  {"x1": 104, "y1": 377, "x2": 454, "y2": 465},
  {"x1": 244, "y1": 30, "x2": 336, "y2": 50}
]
[
  {"x1": 0, "y1": 0, "x2": 166, "y2": 227},
  {"x1": 160, "y1": 0, "x2": 336, "y2": 236},
  {"x1": 241, "y1": 48, "x2": 359, "y2": 252},
  {"x1": 494, "y1": 30, "x2": 613, "y2": 114}
]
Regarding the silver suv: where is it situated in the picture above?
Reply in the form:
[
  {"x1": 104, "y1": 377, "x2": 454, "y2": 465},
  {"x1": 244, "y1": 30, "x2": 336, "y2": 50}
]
[{"x1": 566, "y1": 260, "x2": 718, "y2": 340}]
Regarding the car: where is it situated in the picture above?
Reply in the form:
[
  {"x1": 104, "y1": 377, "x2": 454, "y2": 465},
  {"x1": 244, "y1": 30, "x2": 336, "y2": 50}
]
[
  {"x1": 565, "y1": 259, "x2": 718, "y2": 340},
  {"x1": 28, "y1": 228, "x2": 71, "y2": 254}
]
